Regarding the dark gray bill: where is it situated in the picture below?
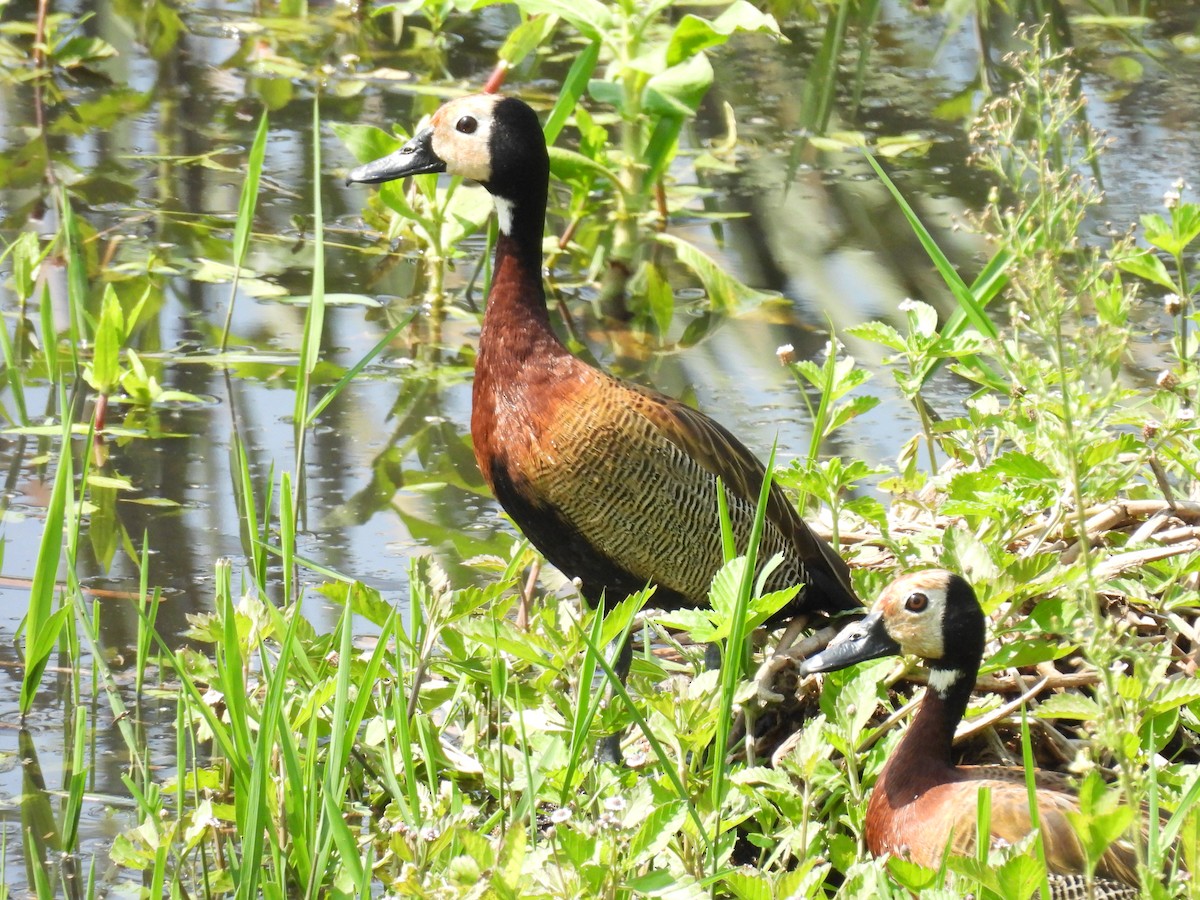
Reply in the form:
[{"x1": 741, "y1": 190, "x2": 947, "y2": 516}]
[
  {"x1": 798, "y1": 609, "x2": 900, "y2": 676},
  {"x1": 346, "y1": 127, "x2": 444, "y2": 185}
]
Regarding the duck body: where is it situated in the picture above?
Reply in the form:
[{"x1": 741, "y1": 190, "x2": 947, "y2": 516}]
[
  {"x1": 349, "y1": 93, "x2": 859, "y2": 637},
  {"x1": 801, "y1": 570, "x2": 1143, "y2": 891}
]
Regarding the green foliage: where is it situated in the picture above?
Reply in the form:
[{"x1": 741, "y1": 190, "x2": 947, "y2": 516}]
[
  {"x1": 20, "y1": 406, "x2": 74, "y2": 716},
  {"x1": 5, "y1": 4, "x2": 1200, "y2": 899}
]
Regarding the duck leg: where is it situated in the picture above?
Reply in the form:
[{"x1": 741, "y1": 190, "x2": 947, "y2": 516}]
[{"x1": 753, "y1": 618, "x2": 845, "y2": 703}]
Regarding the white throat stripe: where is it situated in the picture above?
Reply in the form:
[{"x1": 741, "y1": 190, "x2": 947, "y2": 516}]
[
  {"x1": 927, "y1": 667, "x2": 961, "y2": 696},
  {"x1": 495, "y1": 197, "x2": 515, "y2": 235}
]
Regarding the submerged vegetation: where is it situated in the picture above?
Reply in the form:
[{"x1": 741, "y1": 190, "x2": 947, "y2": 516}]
[{"x1": 2, "y1": 1, "x2": 1200, "y2": 898}]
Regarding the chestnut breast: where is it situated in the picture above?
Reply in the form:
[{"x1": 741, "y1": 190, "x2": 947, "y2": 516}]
[
  {"x1": 471, "y1": 355, "x2": 806, "y2": 607},
  {"x1": 866, "y1": 763, "x2": 1137, "y2": 884}
]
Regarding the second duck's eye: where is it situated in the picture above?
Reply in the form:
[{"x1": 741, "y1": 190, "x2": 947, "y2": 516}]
[
  {"x1": 905, "y1": 591, "x2": 929, "y2": 612},
  {"x1": 456, "y1": 116, "x2": 478, "y2": 134}
]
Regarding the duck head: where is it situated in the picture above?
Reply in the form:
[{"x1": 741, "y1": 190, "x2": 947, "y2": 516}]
[
  {"x1": 799, "y1": 570, "x2": 985, "y2": 695},
  {"x1": 346, "y1": 94, "x2": 548, "y2": 234}
]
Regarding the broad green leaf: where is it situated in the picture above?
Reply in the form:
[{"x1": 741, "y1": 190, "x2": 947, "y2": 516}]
[
  {"x1": 86, "y1": 285, "x2": 125, "y2": 394},
  {"x1": 847, "y1": 320, "x2": 906, "y2": 351},
  {"x1": 656, "y1": 233, "x2": 778, "y2": 311},
  {"x1": 52, "y1": 34, "x2": 116, "y2": 67},
  {"x1": 1098, "y1": 54, "x2": 1144, "y2": 83},
  {"x1": 509, "y1": 0, "x2": 610, "y2": 41},
  {"x1": 625, "y1": 800, "x2": 685, "y2": 860},
  {"x1": 548, "y1": 145, "x2": 619, "y2": 186},
  {"x1": 720, "y1": 870, "x2": 773, "y2": 900},
  {"x1": 982, "y1": 637, "x2": 1072, "y2": 672},
  {"x1": 992, "y1": 854, "x2": 1044, "y2": 900},
  {"x1": 827, "y1": 394, "x2": 880, "y2": 433},
  {"x1": 1070, "y1": 14, "x2": 1153, "y2": 27},
  {"x1": 991, "y1": 451, "x2": 1058, "y2": 483},
  {"x1": 331, "y1": 121, "x2": 405, "y2": 164},
  {"x1": 645, "y1": 53, "x2": 713, "y2": 117},
  {"x1": 498, "y1": 13, "x2": 557, "y2": 66},
  {"x1": 645, "y1": 261, "x2": 674, "y2": 336},
  {"x1": 1035, "y1": 692, "x2": 1102, "y2": 721},
  {"x1": 876, "y1": 133, "x2": 934, "y2": 157},
  {"x1": 87, "y1": 474, "x2": 134, "y2": 490},
  {"x1": 665, "y1": 2, "x2": 779, "y2": 67},
  {"x1": 1115, "y1": 247, "x2": 1176, "y2": 291}
]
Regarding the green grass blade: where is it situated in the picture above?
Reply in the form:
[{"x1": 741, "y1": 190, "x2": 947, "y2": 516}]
[
  {"x1": 60, "y1": 706, "x2": 88, "y2": 851},
  {"x1": 0, "y1": 298, "x2": 28, "y2": 425},
  {"x1": 235, "y1": 599, "x2": 304, "y2": 899},
  {"x1": 305, "y1": 308, "x2": 418, "y2": 425},
  {"x1": 39, "y1": 282, "x2": 59, "y2": 385},
  {"x1": 59, "y1": 188, "x2": 88, "y2": 358},
  {"x1": 542, "y1": 40, "x2": 600, "y2": 144},
  {"x1": 19, "y1": 728, "x2": 62, "y2": 895},
  {"x1": 1020, "y1": 705, "x2": 1053, "y2": 899},
  {"x1": 559, "y1": 595, "x2": 623, "y2": 801},
  {"x1": 20, "y1": 396, "x2": 72, "y2": 716},
  {"x1": 293, "y1": 97, "x2": 327, "y2": 473},
  {"x1": 711, "y1": 445, "x2": 777, "y2": 866},
  {"x1": 580, "y1": 627, "x2": 712, "y2": 855},
  {"x1": 221, "y1": 110, "x2": 270, "y2": 352},
  {"x1": 280, "y1": 471, "x2": 295, "y2": 604},
  {"x1": 862, "y1": 150, "x2": 1000, "y2": 341},
  {"x1": 310, "y1": 600, "x2": 383, "y2": 891}
]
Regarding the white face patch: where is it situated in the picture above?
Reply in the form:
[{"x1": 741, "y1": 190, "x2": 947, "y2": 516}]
[
  {"x1": 927, "y1": 666, "x2": 962, "y2": 697},
  {"x1": 494, "y1": 196, "x2": 515, "y2": 235},
  {"x1": 428, "y1": 95, "x2": 500, "y2": 183},
  {"x1": 876, "y1": 571, "x2": 958, "y2": 661},
  {"x1": 884, "y1": 585, "x2": 948, "y2": 660}
]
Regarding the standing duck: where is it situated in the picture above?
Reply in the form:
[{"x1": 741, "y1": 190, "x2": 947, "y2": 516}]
[
  {"x1": 348, "y1": 94, "x2": 861, "y2": 756},
  {"x1": 800, "y1": 570, "x2": 1152, "y2": 895}
]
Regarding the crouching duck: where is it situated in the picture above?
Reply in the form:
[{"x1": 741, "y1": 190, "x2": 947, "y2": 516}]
[
  {"x1": 347, "y1": 94, "x2": 861, "y2": 759},
  {"x1": 801, "y1": 569, "x2": 1160, "y2": 896}
]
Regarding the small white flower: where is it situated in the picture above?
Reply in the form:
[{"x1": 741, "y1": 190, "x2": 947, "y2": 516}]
[
  {"x1": 898, "y1": 298, "x2": 919, "y2": 312},
  {"x1": 967, "y1": 394, "x2": 1002, "y2": 417},
  {"x1": 776, "y1": 344, "x2": 795, "y2": 365},
  {"x1": 1164, "y1": 178, "x2": 1191, "y2": 209},
  {"x1": 604, "y1": 796, "x2": 627, "y2": 813},
  {"x1": 550, "y1": 807, "x2": 572, "y2": 824},
  {"x1": 1164, "y1": 293, "x2": 1184, "y2": 315}
]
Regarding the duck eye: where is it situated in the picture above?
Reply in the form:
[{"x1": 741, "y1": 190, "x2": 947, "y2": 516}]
[
  {"x1": 905, "y1": 591, "x2": 929, "y2": 612},
  {"x1": 456, "y1": 116, "x2": 478, "y2": 134}
]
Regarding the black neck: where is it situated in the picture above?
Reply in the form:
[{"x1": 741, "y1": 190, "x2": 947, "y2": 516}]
[{"x1": 490, "y1": 169, "x2": 547, "y2": 273}]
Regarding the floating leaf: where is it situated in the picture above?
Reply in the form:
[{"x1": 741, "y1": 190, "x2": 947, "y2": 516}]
[
  {"x1": 87, "y1": 474, "x2": 134, "y2": 491},
  {"x1": 123, "y1": 497, "x2": 182, "y2": 508}
]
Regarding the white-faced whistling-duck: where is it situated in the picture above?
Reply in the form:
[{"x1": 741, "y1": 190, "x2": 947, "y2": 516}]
[
  {"x1": 800, "y1": 569, "x2": 1160, "y2": 897},
  {"x1": 348, "y1": 94, "x2": 862, "y2": 760}
]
